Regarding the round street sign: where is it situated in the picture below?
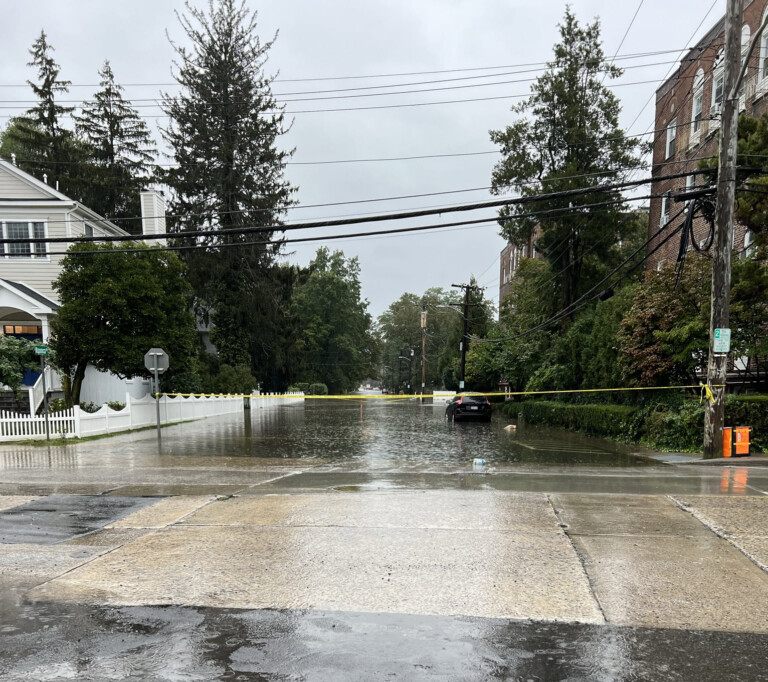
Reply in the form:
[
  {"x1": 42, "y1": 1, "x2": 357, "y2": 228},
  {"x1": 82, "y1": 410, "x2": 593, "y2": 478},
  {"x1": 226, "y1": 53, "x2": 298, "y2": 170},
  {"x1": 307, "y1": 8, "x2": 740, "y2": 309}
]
[{"x1": 144, "y1": 348, "x2": 169, "y2": 374}]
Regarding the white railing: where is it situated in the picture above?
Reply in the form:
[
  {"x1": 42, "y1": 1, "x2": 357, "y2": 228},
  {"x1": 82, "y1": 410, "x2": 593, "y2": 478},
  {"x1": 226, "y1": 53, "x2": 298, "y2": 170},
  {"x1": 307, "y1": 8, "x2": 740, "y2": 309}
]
[
  {"x1": 0, "y1": 392, "x2": 247, "y2": 442},
  {"x1": 251, "y1": 391, "x2": 305, "y2": 407},
  {"x1": 25, "y1": 366, "x2": 62, "y2": 416}
]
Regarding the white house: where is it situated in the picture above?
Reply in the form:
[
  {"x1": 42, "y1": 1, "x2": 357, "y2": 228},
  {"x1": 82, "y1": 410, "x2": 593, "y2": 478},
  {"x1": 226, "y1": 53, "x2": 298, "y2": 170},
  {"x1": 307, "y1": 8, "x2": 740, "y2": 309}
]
[{"x1": 0, "y1": 157, "x2": 168, "y2": 411}]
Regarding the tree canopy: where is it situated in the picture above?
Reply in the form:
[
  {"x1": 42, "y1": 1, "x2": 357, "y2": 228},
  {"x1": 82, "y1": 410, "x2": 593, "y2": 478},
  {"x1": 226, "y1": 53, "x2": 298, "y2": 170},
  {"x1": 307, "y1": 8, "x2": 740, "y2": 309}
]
[
  {"x1": 290, "y1": 248, "x2": 377, "y2": 394},
  {"x1": 49, "y1": 244, "x2": 198, "y2": 405},
  {"x1": 490, "y1": 8, "x2": 643, "y2": 312},
  {"x1": 75, "y1": 60, "x2": 156, "y2": 233},
  {"x1": 161, "y1": 0, "x2": 296, "y2": 385}
]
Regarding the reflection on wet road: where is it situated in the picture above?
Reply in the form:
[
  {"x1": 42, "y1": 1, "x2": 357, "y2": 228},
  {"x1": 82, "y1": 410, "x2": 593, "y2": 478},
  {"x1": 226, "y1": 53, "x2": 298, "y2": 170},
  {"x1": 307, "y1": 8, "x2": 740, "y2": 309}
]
[{"x1": 1, "y1": 401, "x2": 768, "y2": 680}]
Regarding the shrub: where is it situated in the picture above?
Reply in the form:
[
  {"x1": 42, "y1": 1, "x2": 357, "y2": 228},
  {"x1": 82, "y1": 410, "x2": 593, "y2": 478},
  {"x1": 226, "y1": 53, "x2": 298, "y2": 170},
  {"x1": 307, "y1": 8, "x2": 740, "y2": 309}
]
[
  {"x1": 308, "y1": 382, "x2": 328, "y2": 395},
  {"x1": 726, "y1": 395, "x2": 768, "y2": 452},
  {"x1": 513, "y1": 400, "x2": 638, "y2": 439},
  {"x1": 107, "y1": 401, "x2": 126, "y2": 411},
  {"x1": 48, "y1": 398, "x2": 68, "y2": 413},
  {"x1": 79, "y1": 401, "x2": 100, "y2": 413}
]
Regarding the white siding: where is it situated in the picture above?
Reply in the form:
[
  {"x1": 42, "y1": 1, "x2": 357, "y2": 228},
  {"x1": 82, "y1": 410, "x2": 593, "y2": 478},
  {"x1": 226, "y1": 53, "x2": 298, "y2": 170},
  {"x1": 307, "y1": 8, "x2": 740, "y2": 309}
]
[{"x1": 0, "y1": 166, "x2": 56, "y2": 199}]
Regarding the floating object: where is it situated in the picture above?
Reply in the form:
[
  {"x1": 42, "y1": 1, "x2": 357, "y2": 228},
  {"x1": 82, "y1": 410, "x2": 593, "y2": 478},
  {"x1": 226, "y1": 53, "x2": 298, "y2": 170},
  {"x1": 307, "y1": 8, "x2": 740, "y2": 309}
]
[
  {"x1": 473, "y1": 458, "x2": 486, "y2": 469},
  {"x1": 504, "y1": 424, "x2": 517, "y2": 432}
]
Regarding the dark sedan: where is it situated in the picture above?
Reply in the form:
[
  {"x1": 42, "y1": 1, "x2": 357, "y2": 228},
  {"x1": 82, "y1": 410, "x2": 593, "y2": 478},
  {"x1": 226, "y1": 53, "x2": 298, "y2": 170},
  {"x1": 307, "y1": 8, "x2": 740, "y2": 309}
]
[{"x1": 445, "y1": 394, "x2": 492, "y2": 422}]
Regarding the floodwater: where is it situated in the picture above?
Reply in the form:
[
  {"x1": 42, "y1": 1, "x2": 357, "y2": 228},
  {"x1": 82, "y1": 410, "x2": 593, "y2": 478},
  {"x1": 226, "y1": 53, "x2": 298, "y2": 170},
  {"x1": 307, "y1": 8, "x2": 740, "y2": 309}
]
[{"x1": 82, "y1": 398, "x2": 658, "y2": 467}]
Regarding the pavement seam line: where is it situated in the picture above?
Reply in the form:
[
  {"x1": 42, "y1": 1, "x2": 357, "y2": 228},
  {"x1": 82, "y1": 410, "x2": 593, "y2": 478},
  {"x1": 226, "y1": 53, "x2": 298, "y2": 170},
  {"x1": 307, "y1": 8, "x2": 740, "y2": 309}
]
[
  {"x1": 243, "y1": 470, "x2": 308, "y2": 488},
  {"x1": 667, "y1": 495, "x2": 768, "y2": 576},
  {"x1": 547, "y1": 494, "x2": 608, "y2": 624},
  {"x1": 167, "y1": 523, "x2": 563, "y2": 536},
  {"x1": 22, "y1": 529, "x2": 163, "y2": 596}
]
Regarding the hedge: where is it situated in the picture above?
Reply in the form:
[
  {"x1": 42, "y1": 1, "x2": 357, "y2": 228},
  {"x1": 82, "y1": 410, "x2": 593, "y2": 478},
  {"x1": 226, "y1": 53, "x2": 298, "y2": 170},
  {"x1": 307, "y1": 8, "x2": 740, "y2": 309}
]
[
  {"x1": 504, "y1": 400, "x2": 639, "y2": 439},
  {"x1": 500, "y1": 395, "x2": 768, "y2": 453}
]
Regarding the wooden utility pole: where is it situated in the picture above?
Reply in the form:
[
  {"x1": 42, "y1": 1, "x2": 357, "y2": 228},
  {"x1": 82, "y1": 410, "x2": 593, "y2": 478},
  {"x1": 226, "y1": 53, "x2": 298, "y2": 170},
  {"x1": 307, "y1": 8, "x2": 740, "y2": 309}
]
[
  {"x1": 451, "y1": 282, "x2": 481, "y2": 391},
  {"x1": 421, "y1": 310, "x2": 427, "y2": 401},
  {"x1": 704, "y1": 0, "x2": 741, "y2": 458}
]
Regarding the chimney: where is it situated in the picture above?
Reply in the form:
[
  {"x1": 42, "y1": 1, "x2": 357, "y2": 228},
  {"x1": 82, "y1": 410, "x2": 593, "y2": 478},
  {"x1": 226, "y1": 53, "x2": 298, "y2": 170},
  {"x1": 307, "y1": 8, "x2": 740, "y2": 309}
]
[
  {"x1": 140, "y1": 189, "x2": 167, "y2": 246},
  {"x1": 43, "y1": 173, "x2": 48, "y2": 185}
]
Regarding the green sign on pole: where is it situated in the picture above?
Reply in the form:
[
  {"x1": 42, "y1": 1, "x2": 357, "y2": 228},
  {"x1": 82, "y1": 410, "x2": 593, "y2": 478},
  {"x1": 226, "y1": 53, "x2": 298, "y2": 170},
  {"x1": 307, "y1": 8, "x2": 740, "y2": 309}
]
[
  {"x1": 713, "y1": 328, "x2": 731, "y2": 354},
  {"x1": 34, "y1": 345, "x2": 49, "y2": 357}
]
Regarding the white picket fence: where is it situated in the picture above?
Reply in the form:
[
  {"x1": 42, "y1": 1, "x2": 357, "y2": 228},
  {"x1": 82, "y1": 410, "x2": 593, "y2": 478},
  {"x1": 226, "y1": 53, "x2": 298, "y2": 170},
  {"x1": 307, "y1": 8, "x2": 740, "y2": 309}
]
[{"x1": 0, "y1": 392, "x2": 248, "y2": 442}]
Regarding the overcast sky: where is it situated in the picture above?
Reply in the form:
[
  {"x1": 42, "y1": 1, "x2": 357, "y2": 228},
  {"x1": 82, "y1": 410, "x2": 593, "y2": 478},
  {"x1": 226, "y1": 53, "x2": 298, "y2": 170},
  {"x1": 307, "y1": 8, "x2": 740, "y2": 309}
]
[{"x1": 2, "y1": 0, "x2": 722, "y2": 317}]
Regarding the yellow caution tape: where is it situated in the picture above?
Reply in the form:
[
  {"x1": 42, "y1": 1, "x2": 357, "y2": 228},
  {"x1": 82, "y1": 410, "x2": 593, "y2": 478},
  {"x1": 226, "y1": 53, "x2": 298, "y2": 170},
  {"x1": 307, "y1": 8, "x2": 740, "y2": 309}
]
[
  {"x1": 699, "y1": 382, "x2": 717, "y2": 405},
  {"x1": 160, "y1": 384, "x2": 727, "y2": 401}
]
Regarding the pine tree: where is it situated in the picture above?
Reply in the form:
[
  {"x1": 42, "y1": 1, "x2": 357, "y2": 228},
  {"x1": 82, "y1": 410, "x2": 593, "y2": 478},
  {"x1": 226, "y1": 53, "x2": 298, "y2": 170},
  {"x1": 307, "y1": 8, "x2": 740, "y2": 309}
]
[
  {"x1": 75, "y1": 60, "x2": 157, "y2": 233},
  {"x1": 490, "y1": 9, "x2": 643, "y2": 313},
  {"x1": 6, "y1": 31, "x2": 78, "y2": 192},
  {"x1": 161, "y1": 0, "x2": 296, "y2": 382}
]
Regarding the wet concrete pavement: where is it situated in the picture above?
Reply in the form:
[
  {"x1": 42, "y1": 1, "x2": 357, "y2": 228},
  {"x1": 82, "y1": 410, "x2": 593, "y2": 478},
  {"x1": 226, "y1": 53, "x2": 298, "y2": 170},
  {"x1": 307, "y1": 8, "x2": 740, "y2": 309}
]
[{"x1": 1, "y1": 400, "x2": 768, "y2": 680}]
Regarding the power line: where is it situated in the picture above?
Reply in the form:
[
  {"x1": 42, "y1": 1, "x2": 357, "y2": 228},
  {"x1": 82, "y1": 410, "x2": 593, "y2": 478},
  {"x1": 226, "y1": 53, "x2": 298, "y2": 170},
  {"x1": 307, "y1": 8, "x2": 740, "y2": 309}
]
[
  {"x1": 0, "y1": 171, "x2": 697, "y2": 247},
  {"x1": 0, "y1": 48, "x2": 700, "y2": 91},
  {"x1": 23, "y1": 194, "x2": 659, "y2": 258}
]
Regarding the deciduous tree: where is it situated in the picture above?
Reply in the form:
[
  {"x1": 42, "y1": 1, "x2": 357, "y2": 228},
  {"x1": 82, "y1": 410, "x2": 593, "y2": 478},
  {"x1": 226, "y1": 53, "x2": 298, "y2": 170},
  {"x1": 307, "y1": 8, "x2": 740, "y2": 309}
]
[{"x1": 49, "y1": 244, "x2": 198, "y2": 405}]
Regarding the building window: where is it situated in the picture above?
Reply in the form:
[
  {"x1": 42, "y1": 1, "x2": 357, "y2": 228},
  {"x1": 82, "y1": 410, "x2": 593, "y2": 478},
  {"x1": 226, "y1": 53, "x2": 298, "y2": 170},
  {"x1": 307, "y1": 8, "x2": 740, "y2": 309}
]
[
  {"x1": 711, "y1": 49, "x2": 725, "y2": 113},
  {"x1": 1, "y1": 221, "x2": 48, "y2": 258},
  {"x1": 660, "y1": 196, "x2": 671, "y2": 229},
  {"x1": 85, "y1": 224, "x2": 94, "y2": 237},
  {"x1": 665, "y1": 118, "x2": 677, "y2": 158},
  {"x1": 744, "y1": 229, "x2": 755, "y2": 257},
  {"x1": 742, "y1": 25, "x2": 751, "y2": 65},
  {"x1": 691, "y1": 68, "x2": 705, "y2": 135}
]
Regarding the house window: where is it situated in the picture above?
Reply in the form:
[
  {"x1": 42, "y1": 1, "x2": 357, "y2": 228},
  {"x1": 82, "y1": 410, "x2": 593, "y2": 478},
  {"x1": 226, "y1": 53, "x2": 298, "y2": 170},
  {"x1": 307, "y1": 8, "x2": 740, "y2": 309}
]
[
  {"x1": 691, "y1": 69, "x2": 705, "y2": 134},
  {"x1": 666, "y1": 118, "x2": 677, "y2": 158},
  {"x1": 712, "y1": 49, "x2": 724, "y2": 112},
  {"x1": 85, "y1": 224, "x2": 94, "y2": 237},
  {"x1": 1, "y1": 221, "x2": 48, "y2": 258}
]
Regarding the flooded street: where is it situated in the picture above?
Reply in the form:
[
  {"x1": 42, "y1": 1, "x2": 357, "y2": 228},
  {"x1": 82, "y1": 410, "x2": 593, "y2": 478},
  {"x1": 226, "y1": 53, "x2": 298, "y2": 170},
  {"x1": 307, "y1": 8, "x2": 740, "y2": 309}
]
[{"x1": 1, "y1": 400, "x2": 768, "y2": 680}]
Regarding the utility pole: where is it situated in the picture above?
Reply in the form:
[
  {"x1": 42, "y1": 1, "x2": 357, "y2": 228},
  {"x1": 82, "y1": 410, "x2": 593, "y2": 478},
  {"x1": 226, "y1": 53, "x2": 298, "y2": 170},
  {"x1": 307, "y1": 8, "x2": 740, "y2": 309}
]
[
  {"x1": 704, "y1": 0, "x2": 740, "y2": 458},
  {"x1": 451, "y1": 282, "x2": 481, "y2": 392},
  {"x1": 421, "y1": 310, "x2": 427, "y2": 402}
]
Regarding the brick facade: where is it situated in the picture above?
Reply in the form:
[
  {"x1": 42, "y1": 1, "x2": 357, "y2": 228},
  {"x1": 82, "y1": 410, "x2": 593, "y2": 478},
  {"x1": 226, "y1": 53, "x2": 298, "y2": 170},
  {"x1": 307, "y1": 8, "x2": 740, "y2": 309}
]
[{"x1": 649, "y1": 0, "x2": 763, "y2": 269}]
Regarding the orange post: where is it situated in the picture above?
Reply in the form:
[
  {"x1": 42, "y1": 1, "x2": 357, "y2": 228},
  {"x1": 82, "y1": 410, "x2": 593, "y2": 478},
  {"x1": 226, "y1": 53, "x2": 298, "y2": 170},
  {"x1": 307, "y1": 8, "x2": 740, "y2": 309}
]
[
  {"x1": 722, "y1": 427, "x2": 733, "y2": 458},
  {"x1": 733, "y1": 426, "x2": 751, "y2": 457}
]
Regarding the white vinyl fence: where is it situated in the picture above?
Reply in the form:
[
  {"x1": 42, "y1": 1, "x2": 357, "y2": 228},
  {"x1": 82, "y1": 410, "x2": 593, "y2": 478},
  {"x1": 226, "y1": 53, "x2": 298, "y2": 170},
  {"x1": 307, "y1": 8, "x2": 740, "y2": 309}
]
[{"x1": 0, "y1": 392, "x2": 267, "y2": 442}]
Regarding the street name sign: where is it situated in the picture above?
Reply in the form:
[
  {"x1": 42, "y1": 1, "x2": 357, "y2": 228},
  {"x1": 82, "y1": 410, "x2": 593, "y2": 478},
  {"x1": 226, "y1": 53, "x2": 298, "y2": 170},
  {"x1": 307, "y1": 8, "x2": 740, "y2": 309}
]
[
  {"x1": 144, "y1": 348, "x2": 169, "y2": 374},
  {"x1": 35, "y1": 345, "x2": 49, "y2": 356},
  {"x1": 713, "y1": 328, "x2": 731, "y2": 354}
]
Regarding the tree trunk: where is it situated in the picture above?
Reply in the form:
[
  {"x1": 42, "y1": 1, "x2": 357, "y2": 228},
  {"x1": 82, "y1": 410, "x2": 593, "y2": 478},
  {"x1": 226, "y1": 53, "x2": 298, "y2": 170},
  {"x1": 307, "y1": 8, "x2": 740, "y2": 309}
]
[{"x1": 69, "y1": 361, "x2": 88, "y2": 406}]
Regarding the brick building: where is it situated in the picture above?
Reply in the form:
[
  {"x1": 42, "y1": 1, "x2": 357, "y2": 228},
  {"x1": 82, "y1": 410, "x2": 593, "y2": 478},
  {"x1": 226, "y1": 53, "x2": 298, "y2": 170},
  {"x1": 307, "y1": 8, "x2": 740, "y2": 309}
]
[
  {"x1": 498, "y1": 229, "x2": 540, "y2": 307},
  {"x1": 649, "y1": 0, "x2": 764, "y2": 269}
]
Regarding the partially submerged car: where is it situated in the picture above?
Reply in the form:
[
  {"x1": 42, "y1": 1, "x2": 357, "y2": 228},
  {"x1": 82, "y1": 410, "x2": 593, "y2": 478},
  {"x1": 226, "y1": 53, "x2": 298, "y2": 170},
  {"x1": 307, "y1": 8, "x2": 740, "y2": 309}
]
[{"x1": 445, "y1": 394, "x2": 491, "y2": 422}]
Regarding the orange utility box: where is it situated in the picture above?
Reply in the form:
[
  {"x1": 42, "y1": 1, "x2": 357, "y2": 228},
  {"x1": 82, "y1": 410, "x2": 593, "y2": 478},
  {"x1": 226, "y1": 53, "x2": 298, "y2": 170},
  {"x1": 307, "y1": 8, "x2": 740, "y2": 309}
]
[{"x1": 723, "y1": 427, "x2": 751, "y2": 457}]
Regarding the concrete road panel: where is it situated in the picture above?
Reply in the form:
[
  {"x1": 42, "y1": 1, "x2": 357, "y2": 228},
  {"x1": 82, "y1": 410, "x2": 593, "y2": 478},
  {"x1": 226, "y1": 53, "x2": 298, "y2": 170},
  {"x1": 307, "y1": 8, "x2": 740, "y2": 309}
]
[
  {"x1": 674, "y1": 496, "x2": 768, "y2": 537},
  {"x1": 551, "y1": 494, "x2": 711, "y2": 537},
  {"x1": 180, "y1": 491, "x2": 559, "y2": 533},
  {"x1": 0, "y1": 495, "x2": 37, "y2": 512},
  {"x1": 27, "y1": 525, "x2": 603, "y2": 622},
  {"x1": 573, "y1": 534, "x2": 768, "y2": 632},
  {"x1": 109, "y1": 496, "x2": 216, "y2": 529}
]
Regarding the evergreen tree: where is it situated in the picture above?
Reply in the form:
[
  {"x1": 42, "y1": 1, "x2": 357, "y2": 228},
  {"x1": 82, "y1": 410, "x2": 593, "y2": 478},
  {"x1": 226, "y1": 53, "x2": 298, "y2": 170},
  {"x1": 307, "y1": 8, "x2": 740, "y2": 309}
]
[
  {"x1": 161, "y1": 0, "x2": 296, "y2": 382},
  {"x1": 5, "y1": 31, "x2": 80, "y2": 193},
  {"x1": 490, "y1": 8, "x2": 643, "y2": 312},
  {"x1": 75, "y1": 60, "x2": 156, "y2": 233}
]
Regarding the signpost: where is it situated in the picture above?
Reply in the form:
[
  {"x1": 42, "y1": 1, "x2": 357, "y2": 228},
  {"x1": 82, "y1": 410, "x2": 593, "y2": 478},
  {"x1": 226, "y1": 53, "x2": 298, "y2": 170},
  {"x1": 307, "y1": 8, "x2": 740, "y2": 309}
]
[
  {"x1": 713, "y1": 328, "x2": 731, "y2": 355},
  {"x1": 35, "y1": 345, "x2": 50, "y2": 441},
  {"x1": 144, "y1": 348, "x2": 169, "y2": 437}
]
